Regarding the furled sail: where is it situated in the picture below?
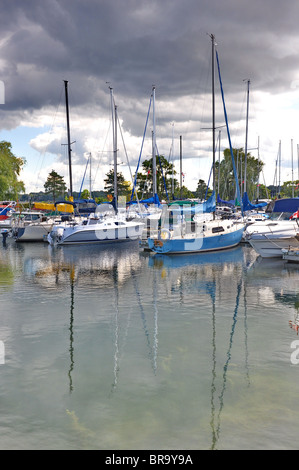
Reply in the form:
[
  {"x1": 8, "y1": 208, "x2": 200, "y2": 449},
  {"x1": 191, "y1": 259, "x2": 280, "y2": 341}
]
[
  {"x1": 169, "y1": 191, "x2": 216, "y2": 215},
  {"x1": 242, "y1": 192, "x2": 267, "y2": 212},
  {"x1": 217, "y1": 194, "x2": 235, "y2": 207}
]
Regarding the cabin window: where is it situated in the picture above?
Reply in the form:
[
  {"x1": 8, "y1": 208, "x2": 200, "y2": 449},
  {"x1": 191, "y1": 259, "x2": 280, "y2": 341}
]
[{"x1": 212, "y1": 226, "x2": 225, "y2": 233}]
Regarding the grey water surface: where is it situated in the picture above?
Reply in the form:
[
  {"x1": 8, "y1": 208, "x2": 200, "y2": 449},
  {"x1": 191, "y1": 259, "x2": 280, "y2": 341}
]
[{"x1": 0, "y1": 239, "x2": 298, "y2": 450}]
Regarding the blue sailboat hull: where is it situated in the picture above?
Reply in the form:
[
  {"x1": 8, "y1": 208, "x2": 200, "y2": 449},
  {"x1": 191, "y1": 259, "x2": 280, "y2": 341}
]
[{"x1": 148, "y1": 225, "x2": 245, "y2": 254}]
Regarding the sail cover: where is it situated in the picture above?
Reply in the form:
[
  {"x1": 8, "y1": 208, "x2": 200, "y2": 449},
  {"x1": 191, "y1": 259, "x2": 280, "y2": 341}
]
[
  {"x1": 127, "y1": 193, "x2": 161, "y2": 207},
  {"x1": 242, "y1": 192, "x2": 267, "y2": 212},
  {"x1": 169, "y1": 191, "x2": 216, "y2": 215},
  {"x1": 217, "y1": 194, "x2": 235, "y2": 207},
  {"x1": 269, "y1": 197, "x2": 299, "y2": 213}
]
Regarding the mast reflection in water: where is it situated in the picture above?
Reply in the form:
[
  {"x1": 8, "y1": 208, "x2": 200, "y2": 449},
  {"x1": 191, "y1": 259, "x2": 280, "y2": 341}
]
[{"x1": 1, "y1": 241, "x2": 299, "y2": 449}]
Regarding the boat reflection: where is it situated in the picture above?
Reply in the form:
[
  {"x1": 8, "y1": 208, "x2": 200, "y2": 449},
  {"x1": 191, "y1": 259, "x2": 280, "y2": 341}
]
[
  {"x1": 22, "y1": 242, "x2": 143, "y2": 393},
  {"x1": 149, "y1": 246, "x2": 254, "y2": 450},
  {"x1": 23, "y1": 241, "x2": 142, "y2": 289},
  {"x1": 247, "y1": 254, "x2": 299, "y2": 331}
]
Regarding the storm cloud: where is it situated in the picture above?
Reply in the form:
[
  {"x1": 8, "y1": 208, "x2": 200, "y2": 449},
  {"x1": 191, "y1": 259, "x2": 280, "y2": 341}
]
[{"x1": 1, "y1": 0, "x2": 299, "y2": 191}]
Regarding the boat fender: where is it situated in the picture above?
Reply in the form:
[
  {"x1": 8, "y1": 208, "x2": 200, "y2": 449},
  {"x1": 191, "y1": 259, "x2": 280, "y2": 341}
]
[{"x1": 160, "y1": 229, "x2": 171, "y2": 240}]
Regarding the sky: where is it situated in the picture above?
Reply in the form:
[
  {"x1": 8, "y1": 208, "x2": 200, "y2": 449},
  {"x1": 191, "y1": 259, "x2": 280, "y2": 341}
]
[{"x1": 1, "y1": 0, "x2": 299, "y2": 198}]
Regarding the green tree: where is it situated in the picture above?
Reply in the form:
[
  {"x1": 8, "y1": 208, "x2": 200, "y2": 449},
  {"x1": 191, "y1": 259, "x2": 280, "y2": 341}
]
[
  {"x1": 196, "y1": 179, "x2": 208, "y2": 200},
  {"x1": 280, "y1": 180, "x2": 299, "y2": 198},
  {"x1": 216, "y1": 148, "x2": 264, "y2": 201},
  {"x1": 104, "y1": 169, "x2": 131, "y2": 199},
  {"x1": 44, "y1": 170, "x2": 67, "y2": 203},
  {"x1": 134, "y1": 155, "x2": 178, "y2": 200},
  {"x1": 174, "y1": 185, "x2": 195, "y2": 200},
  {"x1": 256, "y1": 183, "x2": 270, "y2": 200},
  {"x1": 0, "y1": 141, "x2": 25, "y2": 199},
  {"x1": 80, "y1": 189, "x2": 90, "y2": 199}
]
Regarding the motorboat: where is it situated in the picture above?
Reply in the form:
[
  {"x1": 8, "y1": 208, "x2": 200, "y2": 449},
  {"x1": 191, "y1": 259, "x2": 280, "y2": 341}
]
[
  {"x1": 48, "y1": 204, "x2": 144, "y2": 246},
  {"x1": 245, "y1": 198, "x2": 299, "y2": 258}
]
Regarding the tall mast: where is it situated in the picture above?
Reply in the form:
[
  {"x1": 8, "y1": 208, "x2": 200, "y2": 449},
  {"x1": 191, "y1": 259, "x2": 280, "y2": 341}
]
[
  {"x1": 218, "y1": 130, "x2": 221, "y2": 196},
  {"x1": 114, "y1": 104, "x2": 118, "y2": 210},
  {"x1": 89, "y1": 152, "x2": 92, "y2": 198},
  {"x1": 291, "y1": 139, "x2": 294, "y2": 198},
  {"x1": 152, "y1": 85, "x2": 157, "y2": 196},
  {"x1": 211, "y1": 34, "x2": 216, "y2": 196},
  {"x1": 278, "y1": 140, "x2": 281, "y2": 197},
  {"x1": 64, "y1": 80, "x2": 73, "y2": 198},
  {"x1": 171, "y1": 123, "x2": 174, "y2": 199},
  {"x1": 243, "y1": 79, "x2": 250, "y2": 195},
  {"x1": 257, "y1": 136, "x2": 260, "y2": 199},
  {"x1": 109, "y1": 86, "x2": 118, "y2": 212},
  {"x1": 180, "y1": 135, "x2": 183, "y2": 199}
]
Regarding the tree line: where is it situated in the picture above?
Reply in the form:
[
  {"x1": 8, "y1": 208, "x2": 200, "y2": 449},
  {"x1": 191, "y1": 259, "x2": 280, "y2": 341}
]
[{"x1": 1, "y1": 139, "x2": 298, "y2": 203}]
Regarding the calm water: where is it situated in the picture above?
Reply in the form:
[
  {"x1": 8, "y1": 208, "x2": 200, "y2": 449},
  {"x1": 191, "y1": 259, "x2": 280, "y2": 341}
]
[{"x1": 0, "y1": 238, "x2": 299, "y2": 450}]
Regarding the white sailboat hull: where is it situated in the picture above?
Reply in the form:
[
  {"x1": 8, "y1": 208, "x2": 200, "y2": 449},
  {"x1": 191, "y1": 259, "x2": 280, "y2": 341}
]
[
  {"x1": 248, "y1": 236, "x2": 299, "y2": 258},
  {"x1": 15, "y1": 222, "x2": 54, "y2": 242},
  {"x1": 48, "y1": 218, "x2": 144, "y2": 246},
  {"x1": 245, "y1": 220, "x2": 299, "y2": 258},
  {"x1": 0, "y1": 219, "x2": 12, "y2": 229}
]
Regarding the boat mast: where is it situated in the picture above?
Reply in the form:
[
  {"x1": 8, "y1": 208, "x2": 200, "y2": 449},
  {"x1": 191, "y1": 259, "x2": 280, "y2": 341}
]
[
  {"x1": 291, "y1": 139, "x2": 294, "y2": 198},
  {"x1": 64, "y1": 80, "x2": 73, "y2": 199},
  {"x1": 210, "y1": 34, "x2": 216, "y2": 219},
  {"x1": 243, "y1": 79, "x2": 250, "y2": 195},
  {"x1": 278, "y1": 140, "x2": 281, "y2": 197},
  {"x1": 109, "y1": 86, "x2": 118, "y2": 212},
  {"x1": 211, "y1": 34, "x2": 216, "y2": 198},
  {"x1": 114, "y1": 104, "x2": 118, "y2": 211},
  {"x1": 89, "y1": 152, "x2": 92, "y2": 198},
  {"x1": 257, "y1": 136, "x2": 260, "y2": 200},
  {"x1": 152, "y1": 85, "x2": 157, "y2": 197},
  {"x1": 218, "y1": 130, "x2": 221, "y2": 196},
  {"x1": 180, "y1": 135, "x2": 183, "y2": 199},
  {"x1": 171, "y1": 122, "x2": 175, "y2": 200}
]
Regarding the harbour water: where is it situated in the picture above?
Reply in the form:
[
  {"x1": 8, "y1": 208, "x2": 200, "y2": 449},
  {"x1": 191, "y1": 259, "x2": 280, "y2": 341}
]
[{"x1": 0, "y1": 238, "x2": 299, "y2": 450}]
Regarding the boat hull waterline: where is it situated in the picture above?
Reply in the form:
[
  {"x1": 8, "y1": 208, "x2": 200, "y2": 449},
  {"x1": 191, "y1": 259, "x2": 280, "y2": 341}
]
[
  {"x1": 248, "y1": 236, "x2": 299, "y2": 258},
  {"x1": 148, "y1": 225, "x2": 245, "y2": 254},
  {"x1": 14, "y1": 223, "x2": 54, "y2": 242},
  {"x1": 245, "y1": 220, "x2": 299, "y2": 258},
  {"x1": 48, "y1": 220, "x2": 145, "y2": 246}
]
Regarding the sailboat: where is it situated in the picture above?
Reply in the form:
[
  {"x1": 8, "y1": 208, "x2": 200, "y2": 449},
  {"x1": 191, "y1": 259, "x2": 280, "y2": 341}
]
[
  {"x1": 147, "y1": 35, "x2": 245, "y2": 254},
  {"x1": 126, "y1": 86, "x2": 163, "y2": 241},
  {"x1": 48, "y1": 86, "x2": 144, "y2": 246}
]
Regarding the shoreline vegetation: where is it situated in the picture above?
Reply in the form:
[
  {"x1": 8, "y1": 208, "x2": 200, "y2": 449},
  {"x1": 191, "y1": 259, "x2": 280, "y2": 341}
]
[{"x1": 1, "y1": 139, "x2": 298, "y2": 206}]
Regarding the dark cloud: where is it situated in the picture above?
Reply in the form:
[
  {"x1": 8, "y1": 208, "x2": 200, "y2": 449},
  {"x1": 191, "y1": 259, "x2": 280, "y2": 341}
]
[
  {"x1": 1, "y1": 0, "x2": 299, "y2": 189},
  {"x1": 2, "y1": 0, "x2": 298, "y2": 112}
]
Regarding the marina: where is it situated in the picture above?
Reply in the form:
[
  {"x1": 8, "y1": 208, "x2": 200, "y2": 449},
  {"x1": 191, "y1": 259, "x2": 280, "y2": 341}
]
[
  {"x1": 1, "y1": 238, "x2": 299, "y2": 449},
  {"x1": 1, "y1": 1, "x2": 299, "y2": 452}
]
